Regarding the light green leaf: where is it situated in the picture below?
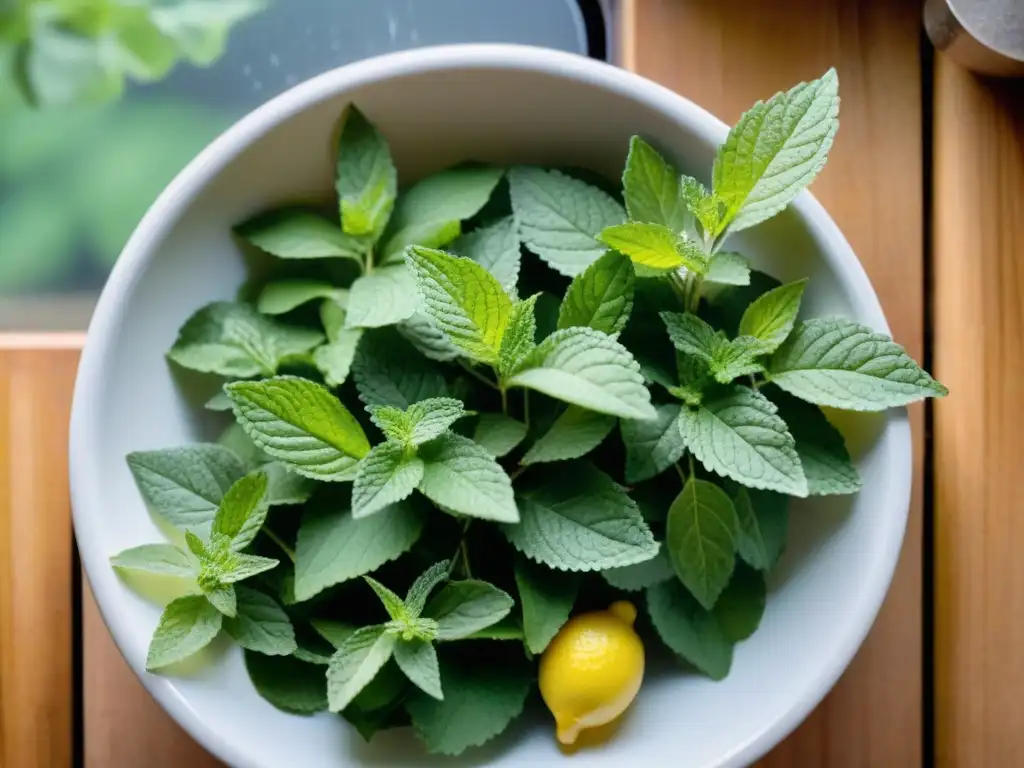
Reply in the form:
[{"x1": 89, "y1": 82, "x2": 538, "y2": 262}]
[
  {"x1": 520, "y1": 406, "x2": 616, "y2": 465},
  {"x1": 245, "y1": 651, "x2": 328, "y2": 714},
  {"x1": 126, "y1": 444, "x2": 245, "y2": 529},
  {"x1": 504, "y1": 461, "x2": 658, "y2": 571},
  {"x1": 351, "y1": 442, "x2": 425, "y2": 519},
  {"x1": 397, "y1": 312, "x2": 462, "y2": 362},
  {"x1": 110, "y1": 543, "x2": 194, "y2": 578},
  {"x1": 425, "y1": 581, "x2": 514, "y2": 641},
  {"x1": 679, "y1": 175, "x2": 724, "y2": 237},
  {"x1": 150, "y1": 0, "x2": 264, "y2": 66},
  {"x1": 646, "y1": 579, "x2": 732, "y2": 680},
  {"x1": 709, "y1": 336, "x2": 766, "y2": 384},
  {"x1": 678, "y1": 385, "x2": 808, "y2": 496},
  {"x1": 226, "y1": 377, "x2": 370, "y2": 482},
  {"x1": 602, "y1": 549, "x2": 674, "y2": 591},
  {"x1": 364, "y1": 576, "x2": 408, "y2": 621},
  {"x1": 380, "y1": 220, "x2": 462, "y2": 264},
  {"x1": 353, "y1": 329, "x2": 449, "y2": 409},
  {"x1": 712, "y1": 564, "x2": 766, "y2": 643},
  {"x1": 417, "y1": 433, "x2": 518, "y2": 523},
  {"x1": 508, "y1": 166, "x2": 625, "y2": 276},
  {"x1": 621, "y1": 403, "x2": 686, "y2": 483},
  {"x1": 257, "y1": 281, "x2": 345, "y2": 316},
  {"x1": 733, "y1": 487, "x2": 789, "y2": 572},
  {"x1": 219, "y1": 552, "x2": 279, "y2": 584},
  {"x1": 335, "y1": 105, "x2": 396, "y2": 239},
  {"x1": 406, "y1": 246, "x2": 513, "y2": 364},
  {"x1": 389, "y1": 166, "x2": 504, "y2": 233},
  {"x1": 406, "y1": 655, "x2": 532, "y2": 756},
  {"x1": 557, "y1": 250, "x2": 635, "y2": 335},
  {"x1": 666, "y1": 478, "x2": 739, "y2": 610},
  {"x1": 660, "y1": 311, "x2": 719, "y2": 363},
  {"x1": 496, "y1": 294, "x2": 539, "y2": 378},
  {"x1": 204, "y1": 582, "x2": 237, "y2": 617},
  {"x1": 294, "y1": 497, "x2": 425, "y2": 601},
  {"x1": 205, "y1": 390, "x2": 233, "y2": 412},
  {"x1": 404, "y1": 561, "x2": 453, "y2": 618},
  {"x1": 345, "y1": 265, "x2": 418, "y2": 329},
  {"x1": 622, "y1": 136, "x2": 690, "y2": 232},
  {"x1": 738, "y1": 279, "x2": 807, "y2": 353},
  {"x1": 394, "y1": 639, "x2": 443, "y2": 699},
  {"x1": 514, "y1": 557, "x2": 577, "y2": 654},
  {"x1": 713, "y1": 69, "x2": 840, "y2": 233},
  {"x1": 311, "y1": 620, "x2": 358, "y2": 649},
  {"x1": 313, "y1": 328, "x2": 363, "y2": 388},
  {"x1": 704, "y1": 251, "x2": 751, "y2": 287},
  {"x1": 212, "y1": 471, "x2": 269, "y2": 551},
  {"x1": 597, "y1": 222, "x2": 707, "y2": 274},
  {"x1": 368, "y1": 398, "x2": 465, "y2": 447},
  {"x1": 23, "y1": 18, "x2": 123, "y2": 107},
  {"x1": 263, "y1": 462, "x2": 314, "y2": 506},
  {"x1": 327, "y1": 625, "x2": 398, "y2": 712},
  {"x1": 235, "y1": 208, "x2": 364, "y2": 261},
  {"x1": 451, "y1": 216, "x2": 521, "y2": 295},
  {"x1": 145, "y1": 595, "x2": 223, "y2": 671},
  {"x1": 472, "y1": 414, "x2": 528, "y2": 458},
  {"x1": 769, "y1": 317, "x2": 947, "y2": 410},
  {"x1": 168, "y1": 302, "x2": 324, "y2": 378},
  {"x1": 224, "y1": 585, "x2": 297, "y2": 655}
]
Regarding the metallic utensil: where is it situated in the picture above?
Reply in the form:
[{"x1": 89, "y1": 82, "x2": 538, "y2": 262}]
[{"x1": 925, "y1": 0, "x2": 1024, "y2": 76}]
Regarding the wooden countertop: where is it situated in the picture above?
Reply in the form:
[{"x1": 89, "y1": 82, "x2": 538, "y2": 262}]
[{"x1": 2, "y1": 0, "x2": 1021, "y2": 765}]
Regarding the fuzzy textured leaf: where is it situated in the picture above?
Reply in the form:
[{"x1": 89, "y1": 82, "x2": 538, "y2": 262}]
[
  {"x1": 452, "y1": 216, "x2": 521, "y2": 295},
  {"x1": 394, "y1": 639, "x2": 443, "y2": 700},
  {"x1": 224, "y1": 585, "x2": 297, "y2": 655},
  {"x1": 351, "y1": 442, "x2": 425, "y2": 519},
  {"x1": 666, "y1": 478, "x2": 739, "y2": 610},
  {"x1": 738, "y1": 280, "x2": 806, "y2": 353},
  {"x1": 472, "y1": 414, "x2": 528, "y2": 458},
  {"x1": 733, "y1": 487, "x2": 789, "y2": 572},
  {"x1": 602, "y1": 549, "x2": 674, "y2": 591},
  {"x1": 621, "y1": 403, "x2": 686, "y2": 483},
  {"x1": 622, "y1": 136, "x2": 690, "y2": 232},
  {"x1": 557, "y1": 250, "x2": 635, "y2": 335},
  {"x1": 335, "y1": 105, "x2": 396, "y2": 239},
  {"x1": 327, "y1": 625, "x2": 398, "y2": 712},
  {"x1": 345, "y1": 266, "x2": 418, "y2": 329},
  {"x1": 417, "y1": 433, "x2": 518, "y2": 523},
  {"x1": 598, "y1": 222, "x2": 708, "y2": 274},
  {"x1": 353, "y1": 328, "x2": 449, "y2": 409},
  {"x1": 235, "y1": 208, "x2": 365, "y2": 261},
  {"x1": 521, "y1": 406, "x2": 616, "y2": 465},
  {"x1": 110, "y1": 543, "x2": 194, "y2": 578},
  {"x1": 146, "y1": 594, "x2": 223, "y2": 670},
  {"x1": 497, "y1": 294, "x2": 539, "y2": 378}
]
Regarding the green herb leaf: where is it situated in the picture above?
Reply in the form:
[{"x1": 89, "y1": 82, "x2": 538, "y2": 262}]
[
  {"x1": 394, "y1": 639, "x2": 443, "y2": 699},
  {"x1": 506, "y1": 327, "x2": 656, "y2": 421},
  {"x1": 646, "y1": 579, "x2": 732, "y2": 680},
  {"x1": 425, "y1": 580, "x2": 514, "y2": 641},
  {"x1": 212, "y1": 471, "x2": 269, "y2": 551},
  {"x1": 602, "y1": 549, "x2": 674, "y2": 591},
  {"x1": 145, "y1": 594, "x2": 223, "y2": 670},
  {"x1": 769, "y1": 317, "x2": 947, "y2": 410},
  {"x1": 405, "y1": 561, "x2": 453, "y2": 618},
  {"x1": 218, "y1": 552, "x2": 279, "y2": 585},
  {"x1": 733, "y1": 487, "x2": 789, "y2": 572},
  {"x1": 245, "y1": 651, "x2": 328, "y2": 714},
  {"x1": 313, "y1": 328, "x2": 362, "y2": 388},
  {"x1": 351, "y1": 442, "x2": 425, "y2": 519},
  {"x1": 223, "y1": 585, "x2": 297, "y2": 655},
  {"x1": 660, "y1": 311, "x2": 719, "y2": 363},
  {"x1": 294, "y1": 497, "x2": 425, "y2": 601},
  {"x1": 226, "y1": 376, "x2": 370, "y2": 481},
  {"x1": 520, "y1": 406, "x2": 616, "y2": 465},
  {"x1": 508, "y1": 167, "x2": 625, "y2": 276},
  {"x1": 466, "y1": 617, "x2": 525, "y2": 642},
  {"x1": 666, "y1": 478, "x2": 739, "y2": 609},
  {"x1": 397, "y1": 312, "x2": 462, "y2": 362},
  {"x1": 380, "y1": 220, "x2": 463, "y2": 264},
  {"x1": 353, "y1": 328, "x2": 449, "y2": 409},
  {"x1": 622, "y1": 136, "x2": 690, "y2": 232},
  {"x1": 235, "y1": 208, "x2": 365, "y2": 261},
  {"x1": 345, "y1": 266, "x2": 418, "y2": 329},
  {"x1": 126, "y1": 444, "x2": 245, "y2": 530},
  {"x1": 257, "y1": 280, "x2": 346, "y2": 316},
  {"x1": 472, "y1": 414, "x2": 528, "y2": 458},
  {"x1": 504, "y1": 462, "x2": 658, "y2": 571},
  {"x1": 368, "y1": 398, "x2": 465, "y2": 447},
  {"x1": 451, "y1": 216, "x2": 521, "y2": 295},
  {"x1": 335, "y1": 105, "x2": 396, "y2": 239},
  {"x1": 621, "y1": 403, "x2": 686, "y2": 483},
  {"x1": 110, "y1": 543, "x2": 195, "y2": 578},
  {"x1": 712, "y1": 564, "x2": 766, "y2": 643},
  {"x1": 709, "y1": 336, "x2": 766, "y2": 384},
  {"x1": 417, "y1": 433, "x2": 518, "y2": 523},
  {"x1": 597, "y1": 222, "x2": 708, "y2": 274},
  {"x1": 388, "y1": 166, "x2": 503, "y2": 236},
  {"x1": 679, "y1": 175, "x2": 724, "y2": 237},
  {"x1": 678, "y1": 384, "x2": 808, "y2": 496},
  {"x1": 204, "y1": 583, "x2": 237, "y2": 616},
  {"x1": 514, "y1": 556, "x2": 577, "y2": 654},
  {"x1": 327, "y1": 625, "x2": 398, "y2": 712},
  {"x1": 364, "y1": 576, "x2": 408, "y2": 621},
  {"x1": 496, "y1": 294, "x2": 539, "y2": 379},
  {"x1": 713, "y1": 69, "x2": 840, "y2": 233},
  {"x1": 557, "y1": 250, "x2": 635, "y2": 335},
  {"x1": 168, "y1": 302, "x2": 323, "y2": 378},
  {"x1": 704, "y1": 251, "x2": 751, "y2": 287},
  {"x1": 738, "y1": 279, "x2": 807, "y2": 353}
]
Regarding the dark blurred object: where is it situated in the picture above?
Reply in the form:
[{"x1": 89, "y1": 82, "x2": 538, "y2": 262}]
[{"x1": 925, "y1": 0, "x2": 1024, "y2": 76}]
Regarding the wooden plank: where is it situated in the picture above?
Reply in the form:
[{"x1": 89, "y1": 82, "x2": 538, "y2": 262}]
[
  {"x1": 933, "y1": 57, "x2": 1024, "y2": 767},
  {"x1": 0, "y1": 339, "x2": 80, "y2": 768},
  {"x1": 623, "y1": 1, "x2": 925, "y2": 765}
]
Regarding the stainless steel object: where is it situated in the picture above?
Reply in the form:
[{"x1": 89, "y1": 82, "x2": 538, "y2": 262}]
[{"x1": 925, "y1": 0, "x2": 1024, "y2": 76}]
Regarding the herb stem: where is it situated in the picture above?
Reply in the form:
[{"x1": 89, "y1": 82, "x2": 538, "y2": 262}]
[
  {"x1": 688, "y1": 453, "x2": 696, "y2": 477},
  {"x1": 500, "y1": 387, "x2": 509, "y2": 414},
  {"x1": 460, "y1": 539, "x2": 473, "y2": 579},
  {"x1": 263, "y1": 527, "x2": 295, "y2": 563},
  {"x1": 458, "y1": 359, "x2": 500, "y2": 390},
  {"x1": 523, "y1": 391, "x2": 530, "y2": 428},
  {"x1": 674, "y1": 462, "x2": 687, "y2": 484}
]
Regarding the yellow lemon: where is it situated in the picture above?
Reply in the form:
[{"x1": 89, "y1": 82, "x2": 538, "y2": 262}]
[{"x1": 538, "y1": 601, "x2": 644, "y2": 746}]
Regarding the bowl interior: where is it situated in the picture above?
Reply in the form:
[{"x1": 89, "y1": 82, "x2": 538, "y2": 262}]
[{"x1": 72, "y1": 46, "x2": 910, "y2": 768}]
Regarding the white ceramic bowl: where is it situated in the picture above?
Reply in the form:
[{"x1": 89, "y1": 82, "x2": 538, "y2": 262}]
[{"x1": 70, "y1": 44, "x2": 911, "y2": 768}]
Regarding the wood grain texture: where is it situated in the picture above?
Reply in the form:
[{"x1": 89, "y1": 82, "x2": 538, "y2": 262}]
[
  {"x1": 623, "y1": 1, "x2": 925, "y2": 766},
  {"x1": 0, "y1": 341, "x2": 79, "y2": 768},
  {"x1": 933, "y1": 56, "x2": 1024, "y2": 768}
]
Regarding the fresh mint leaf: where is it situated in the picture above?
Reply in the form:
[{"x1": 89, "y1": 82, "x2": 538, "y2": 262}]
[
  {"x1": 451, "y1": 216, "x2": 521, "y2": 295},
  {"x1": 646, "y1": 579, "x2": 732, "y2": 680},
  {"x1": 380, "y1": 220, "x2": 462, "y2": 264},
  {"x1": 217, "y1": 551, "x2": 279, "y2": 585},
  {"x1": 769, "y1": 317, "x2": 947, "y2": 410},
  {"x1": 335, "y1": 105, "x2": 396, "y2": 239},
  {"x1": 556, "y1": 250, "x2": 635, "y2": 335},
  {"x1": 235, "y1": 208, "x2": 365, "y2": 261},
  {"x1": 709, "y1": 336, "x2": 766, "y2": 384},
  {"x1": 126, "y1": 444, "x2": 245, "y2": 530},
  {"x1": 257, "y1": 280, "x2": 346, "y2": 316},
  {"x1": 472, "y1": 414, "x2": 528, "y2": 458},
  {"x1": 602, "y1": 549, "x2": 674, "y2": 591},
  {"x1": 506, "y1": 327, "x2": 656, "y2": 421},
  {"x1": 227, "y1": 376, "x2": 370, "y2": 481},
  {"x1": 520, "y1": 406, "x2": 616, "y2": 465},
  {"x1": 405, "y1": 561, "x2": 453, "y2": 618},
  {"x1": 733, "y1": 487, "x2": 789, "y2": 572},
  {"x1": 768, "y1": 388, "x2": 861, "y2": 495},
  {"x1": 679, "y1": 175, "x2": 724, "y2": 237},
  {"x1": 666, "y1": 478, "x2": 739, "y2": 609},
  {"x1": 314, "y1": 327, "x2": 362, "y2": 388},
  {"x1": 148, "y1": 1, "x2": 264, "y2": 66},
  {"x1": 351, "y1": 442, "x2": 425, "y2": 519},
  {"x1": 397, "y1": 312, "x2": 462, "y2": 362},
  {"x1": 514, "y1": 556, "x2": 577, "y2": 654},
  {"x1": 294, "y1": 497, "x2": 425, "y2": 601},
  {"x1": 597, "y1": 222, "x2": 708, "y2": 274},
  {"x1": 425, "y1": 580, "x2": 514, "y2": 641},
  {"x1": 110, "y1": 543, "x2": 195, "y2": 578},
  {"x1": 327, "y1": 625, "x2": 398, "y2": 712},
  {"x1": 662, "y1": 311, "x2": 764, "y2": 384},
  {"x1": 678, "y1": 385, "x2": 808, "y2": 496},
  {"x1": 168, "y1": 302, "x2": 323, "y2": 378},
  {"x1": 368, "y1": 398, "x2": 465, "y2": 447},
  {"x1": 206, "y1": 390, "x2": 234, "y2": 412},
  {"x1": 660, "y1": 311, "x2": 718, "y2": 363},
  {"x1": 312, "y1": 620, "x2": 358, "y2": 649},
  {"x1": 713, "y1": 69, "x2": 840, "y2": 233},
  {"x1": 504, "y1": 461, "x2": 658, "y2": 571},
  {"x1": 622, "y1": 136, "x2": 690, "y2": 232},
  {"x1": 394, "y1": 639, "x2": 442, "y2": 699},
  {"x1": 406, "y1": 245, "x2": 513, "y2": 364},
  {"x1": 245, "y1": 651, "x2": 328, "y2": 714},
  {"x1": 345, "y1": 266, "x2": 418, "y2": 329},
  {"x1": 466, "y1": 617, "x2": 525, "y2": 642},
  {"x1": 353, "y1": 328, "x2": 449, "y2": 409},
  {"x1": 738, "y1": 279, "x2": 807, "y2": 353},
  {"x1": 145, "y1": 594, "x2": 223, "y2": 670},
  {"x1": 406, "y1": 655, "x2": 532, "y2": 756},
  {"x1": 364, "y1": 576, "x2": 408, "y2": 621},
  {"x1": 224, "y1": 585, "x2": 297, "y2": 655},
  {"x1": 508, "y1": 166, "x2": 625, "y2": 276},
  {"x1": 621, "y1": 403, "x2": 686, "y2": 483},
  {"x1": 417, "y1": 433, "x2": 518, "y2": 523},
  {"x1": 704, "y1": 251, "x2": 751, "y2": 287},
  {"x1": 212, "y1": 471, "x2": 269, "y2": 551},
  {"x1": 496, "y1": 294, "x2": 539, "y2": 379},
  {"x1": 712, "y1": 564, "x2": 766, "y2": 643},
  {"x1": 205, "y1": 582, "x2": 237, "y2": 617}
]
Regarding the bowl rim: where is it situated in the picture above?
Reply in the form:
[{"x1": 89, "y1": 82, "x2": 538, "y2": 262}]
[{"x1": 69, "y1": 42, "x2": 911, "y2": 768}]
